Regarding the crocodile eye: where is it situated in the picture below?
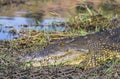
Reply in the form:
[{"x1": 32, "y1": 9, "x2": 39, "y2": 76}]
[{"x1": 59, "y1": 42, "x2": 65, "y2": 46}]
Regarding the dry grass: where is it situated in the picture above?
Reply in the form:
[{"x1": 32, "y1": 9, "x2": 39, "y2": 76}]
[{"x1": 0, "y1": 0, "x2": 116, "y2": 17}]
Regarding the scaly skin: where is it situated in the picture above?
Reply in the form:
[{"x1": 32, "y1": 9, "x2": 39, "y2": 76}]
[{"x1": 20, "y1": 27, "x2": 120, "y2": 62}]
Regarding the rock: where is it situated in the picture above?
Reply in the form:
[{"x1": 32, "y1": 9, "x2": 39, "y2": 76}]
[
  {"x1": 21, "y1": 24, "x2": 29, "y2": 28},
  {"x1": 5, "y1": 25, "x2": 14, "y2": 28},
  {"x1": 8, "y1": 29, "x2": 17, "y2": 35}
]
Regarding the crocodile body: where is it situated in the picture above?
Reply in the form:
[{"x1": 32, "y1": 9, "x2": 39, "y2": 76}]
[{"x1": 20, "y1": 27, "x2": 120, "y2": 62}]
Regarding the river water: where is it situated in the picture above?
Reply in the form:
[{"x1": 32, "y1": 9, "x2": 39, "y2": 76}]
[{"x1": 0, "y1": 14, "x2": 66, "y2": 40}]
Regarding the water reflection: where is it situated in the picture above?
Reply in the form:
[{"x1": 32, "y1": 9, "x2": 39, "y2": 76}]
[
  {"x1": 24, "y1": 11, "x2": 44, "y2": 25},
  {"x1": 0, "y1": 16, "x2": 66, "y2": 40}
]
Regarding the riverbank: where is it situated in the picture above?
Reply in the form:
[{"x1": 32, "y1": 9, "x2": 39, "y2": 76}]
[
  {"x1": 0, "y1": 0, "x2": 120, "y2": 17},
  {"x1": 0, "y1": 0, "x2": 120, "y2": 78},
  {"x1": 0, "y1": 27, "x2": 120, "y2": 79}
]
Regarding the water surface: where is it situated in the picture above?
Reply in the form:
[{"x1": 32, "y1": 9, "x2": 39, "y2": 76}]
[{"x1": 0, "y1": 16, "x2": 66, "y2": 40}]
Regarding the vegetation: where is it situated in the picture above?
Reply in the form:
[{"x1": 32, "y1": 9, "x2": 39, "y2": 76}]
[
  {"x1": 0, "y1": 0, "x2": 25, "y2": 5},
  {"x1": 0, "y1": 0, "x2": 120, "y2": 78}
]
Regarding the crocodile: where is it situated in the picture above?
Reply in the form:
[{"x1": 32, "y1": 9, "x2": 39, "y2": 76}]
[{"x1": 20, "y1": 27, "x2": 120, "y2": 63}]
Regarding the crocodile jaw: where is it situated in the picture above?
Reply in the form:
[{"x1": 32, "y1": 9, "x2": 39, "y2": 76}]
[{"x1": 20, "y1": 47, "x2": 89, "y2": 62}]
